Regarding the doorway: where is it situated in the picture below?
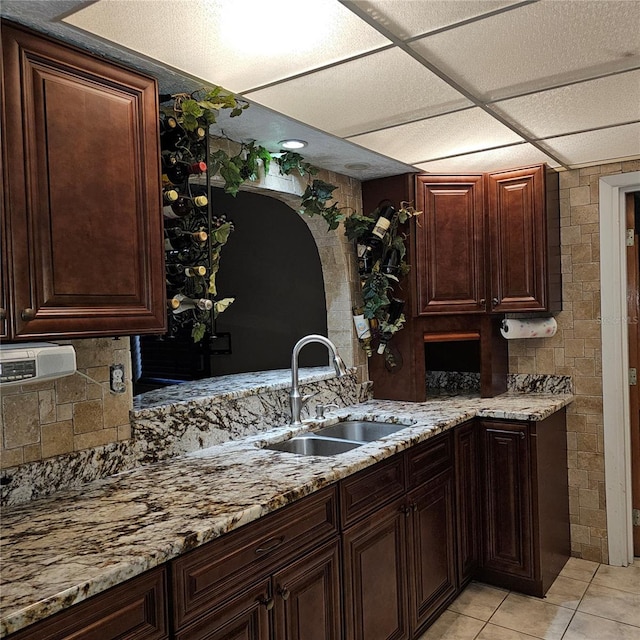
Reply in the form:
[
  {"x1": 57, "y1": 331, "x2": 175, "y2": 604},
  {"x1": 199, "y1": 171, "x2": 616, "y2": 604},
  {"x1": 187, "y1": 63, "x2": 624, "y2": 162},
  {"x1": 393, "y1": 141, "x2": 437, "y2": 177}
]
[{"x1": 600, "y1": 171, "x2": 640, "y2": 566}]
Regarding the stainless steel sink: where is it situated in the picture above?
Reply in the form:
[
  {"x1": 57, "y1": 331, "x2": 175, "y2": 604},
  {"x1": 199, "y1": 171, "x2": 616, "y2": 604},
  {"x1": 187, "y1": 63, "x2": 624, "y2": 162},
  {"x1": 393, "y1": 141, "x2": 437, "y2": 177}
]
[
  {"x1": 313, "y1": 420, "x2": 406, "y2": 442},
  {"x1": 263, "y1": 420, "x2": 408, "y2": 456},
  {"x1": 265, "y1": 436, "x2": 362, "y2": 456}
]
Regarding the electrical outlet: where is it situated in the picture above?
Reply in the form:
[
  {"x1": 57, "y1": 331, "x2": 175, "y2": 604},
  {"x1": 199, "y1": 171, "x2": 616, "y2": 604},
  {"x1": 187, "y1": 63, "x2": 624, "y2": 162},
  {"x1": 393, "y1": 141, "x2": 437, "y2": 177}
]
[{"x1": 109, "y1": 364, "x2": 126, "y2": 393}]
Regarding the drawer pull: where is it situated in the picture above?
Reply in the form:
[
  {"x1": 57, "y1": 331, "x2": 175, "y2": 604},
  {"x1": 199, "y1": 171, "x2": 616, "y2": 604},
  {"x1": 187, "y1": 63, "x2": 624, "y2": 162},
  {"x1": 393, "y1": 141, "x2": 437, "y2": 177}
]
[
  {"x1": 278, "y1": 585, "x2": 290, "y2": 601},
  {"x1": 255, "y1": 535, "x2": 285, "y2": 554},
  {"x1": 258, "y1": 596, "x2": 275, "y2": 611},
  {"x1": 400, "y1": 504, "x2": 412, "y2": 518}
]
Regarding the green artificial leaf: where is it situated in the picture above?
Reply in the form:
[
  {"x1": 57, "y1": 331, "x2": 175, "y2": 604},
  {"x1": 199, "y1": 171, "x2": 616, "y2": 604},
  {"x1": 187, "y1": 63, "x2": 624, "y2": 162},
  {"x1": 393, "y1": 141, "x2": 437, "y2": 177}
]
[
  {"x1": 214, "y1": 297, "x2": 235, "y2": 317},
  {"x1": 180, "y1": 99, "x2": 204, "y2": 118},
  {"x1": 344, "y1": 214, "x2": 375, "y2": 242},
  {"x1": 191, "y1": 322, "x2": 207, "y2": 343},
  {"x1": 213, "y1": 222, "x2": 232, "y2": 245},
  {"x1": 311, "y1": 179, "x2": 337, "y2": 203},
  {"x1": 258, "y1": 146, "x2": 272, "y2": 175}
]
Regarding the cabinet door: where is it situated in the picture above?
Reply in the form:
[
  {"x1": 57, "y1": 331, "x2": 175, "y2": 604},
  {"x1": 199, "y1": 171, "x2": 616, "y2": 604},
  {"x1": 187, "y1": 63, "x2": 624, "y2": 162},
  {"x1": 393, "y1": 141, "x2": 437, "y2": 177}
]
[
  {"x1": 1, "y1": 23, "x2": 166, "y2": 339},
  {"x1": 487, "y1": 165, "x2": 548, "y2": 312},
  {"x1": 479, "y1": 420, "x2": 534, "y2": 581},
  {"x1": 455, "y1": 421, "x2": 480, "y2": 585},
  {"x1": 407, "y1": 472, "x2": 457, "y2": 634},
  {"x1": 342, "y1": 498, "x2": 410, "y2": 640},
  {"x1": 272, "y1": 539, "x2": 342, "y2": 640},
  {"x1": 414, "y1": 175, "x2": 485, "y2": 314},
  {"x1": 174, "y1": 579, "x2": 270, "y2": 640}
]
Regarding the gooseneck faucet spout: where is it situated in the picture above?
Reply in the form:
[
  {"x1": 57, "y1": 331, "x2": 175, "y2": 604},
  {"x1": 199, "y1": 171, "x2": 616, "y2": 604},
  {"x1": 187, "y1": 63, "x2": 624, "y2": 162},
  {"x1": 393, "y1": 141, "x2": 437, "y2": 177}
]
[{"x1": 289, "y1": 334, "x2": 348, "y2": 425}]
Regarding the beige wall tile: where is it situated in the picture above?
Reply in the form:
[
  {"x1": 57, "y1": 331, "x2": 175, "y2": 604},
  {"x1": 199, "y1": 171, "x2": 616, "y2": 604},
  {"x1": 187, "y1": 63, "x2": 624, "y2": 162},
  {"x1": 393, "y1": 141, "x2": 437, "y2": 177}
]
[
  {"x1": 3, "y1": 392, "x2": 40, "y2": 448},
  {"x1": 73, "y1": 399, "x2": 105, "y2": 434},
  {"x1": 41, "y1": 421, "x2": 74, "y2": 458}
]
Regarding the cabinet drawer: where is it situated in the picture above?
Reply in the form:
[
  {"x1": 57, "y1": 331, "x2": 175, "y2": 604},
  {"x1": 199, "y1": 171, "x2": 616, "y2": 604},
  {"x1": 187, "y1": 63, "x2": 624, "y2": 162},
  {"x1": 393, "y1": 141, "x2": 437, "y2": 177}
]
[
  {"x1": 8, "y1": 567, "x2": 168, "y2": 640},
  {"x1": 406, "y1": 432, "x2": 453, "y2": 489},
  {"x1": 340, "y1": 455, "x2": 406, "y2": 528},
  {"x1": 171, "y1": 485, "x2": 338, "y2": 630}
]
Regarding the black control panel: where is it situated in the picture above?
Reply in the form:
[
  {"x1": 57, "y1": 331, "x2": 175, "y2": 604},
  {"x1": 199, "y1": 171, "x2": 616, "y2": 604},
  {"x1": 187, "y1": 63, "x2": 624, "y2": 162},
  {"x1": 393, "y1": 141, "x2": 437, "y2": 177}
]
[{"x1": 0, "y1": 359, "x2": 36, "y2": 383}]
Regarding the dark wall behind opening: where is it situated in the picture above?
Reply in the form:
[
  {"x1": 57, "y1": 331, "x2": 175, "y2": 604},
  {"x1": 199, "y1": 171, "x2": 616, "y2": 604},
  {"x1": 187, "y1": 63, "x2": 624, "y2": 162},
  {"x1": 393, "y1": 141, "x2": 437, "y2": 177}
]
[{"x1": 211, "y1": 187, "x2": 328, "y2": 375}]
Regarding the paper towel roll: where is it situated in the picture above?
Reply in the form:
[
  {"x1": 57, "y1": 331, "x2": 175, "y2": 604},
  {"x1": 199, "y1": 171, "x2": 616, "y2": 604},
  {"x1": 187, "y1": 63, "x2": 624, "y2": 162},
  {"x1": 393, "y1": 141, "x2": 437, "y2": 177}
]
[{"x1": 500, "y1": 317, "x2": 557, "y2": 339}]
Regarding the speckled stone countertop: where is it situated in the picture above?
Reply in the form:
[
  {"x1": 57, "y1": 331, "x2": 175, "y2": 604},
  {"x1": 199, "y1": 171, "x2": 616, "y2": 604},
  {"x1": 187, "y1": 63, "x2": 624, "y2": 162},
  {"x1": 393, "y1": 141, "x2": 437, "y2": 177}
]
[{"x1": 0, "y1": 392, "x2": 572, "y2": 638}]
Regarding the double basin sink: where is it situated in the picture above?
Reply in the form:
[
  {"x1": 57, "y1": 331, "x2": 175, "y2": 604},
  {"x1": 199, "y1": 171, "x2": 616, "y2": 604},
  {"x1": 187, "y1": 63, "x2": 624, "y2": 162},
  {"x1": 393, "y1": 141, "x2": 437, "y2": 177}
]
[{"x1": 264, "y1": 420, "x2": 407, "y2": 456}]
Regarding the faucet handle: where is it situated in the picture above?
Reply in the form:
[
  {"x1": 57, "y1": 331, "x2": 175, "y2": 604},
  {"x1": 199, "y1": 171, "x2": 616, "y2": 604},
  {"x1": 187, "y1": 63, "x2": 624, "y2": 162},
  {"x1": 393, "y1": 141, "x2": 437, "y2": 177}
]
[{"x1": 315, "y1": 402, "x2": 340, "y2": 419}]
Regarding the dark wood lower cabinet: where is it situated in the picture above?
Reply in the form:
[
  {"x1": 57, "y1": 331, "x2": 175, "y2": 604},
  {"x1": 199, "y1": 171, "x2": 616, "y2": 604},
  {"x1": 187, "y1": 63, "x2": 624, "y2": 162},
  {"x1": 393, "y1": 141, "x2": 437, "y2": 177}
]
[
  {"x1": 174, "y1": 579, "x2": 271, "y2": 640},
  {"x1": 455, "y1": 420, "x2": 480, "y2": 586},
  {"x1": 342, "y1": 497, "x2": 410, "y2": 640},
  {"x1": 407, "y1": 471, "x2": 457, "y2": 634},
  {"x1": 7, "y1": 567, "x2": 168, "y2": 640},
  {"x1": 272, "y1": 539, "x2": 342, "y2": 640},
  {"x1": 477, "y1": 409, "x2": 570, "y2": 597}
]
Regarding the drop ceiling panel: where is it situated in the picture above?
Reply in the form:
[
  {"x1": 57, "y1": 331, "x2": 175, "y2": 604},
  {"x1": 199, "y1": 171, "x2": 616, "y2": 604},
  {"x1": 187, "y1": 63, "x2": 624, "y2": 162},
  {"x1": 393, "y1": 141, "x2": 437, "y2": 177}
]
[
  {"x1": 351, "y1": 0, "x2": 520, "y2": 39},
  {"x1": 63, "y1": 0, "x2": 390, "y2": 93},
  {"x1": 348, "y1": 107, "x2": 523, "y2": 164},
  {"x1": 415, "y1": 143, "x2": 560, "y2": 174},
  {"x1": 490, "y1": 70, "x2": 640, "y2": 139},
  {"x1": 409, "y1": 0, "x2": 640, "y2": 102},
  {"x1": 543, "y1": 123, "x2": 640, "y2": 167},
  {"x1": 246, "y1": 48, "x2": 472, "y2": 138}
]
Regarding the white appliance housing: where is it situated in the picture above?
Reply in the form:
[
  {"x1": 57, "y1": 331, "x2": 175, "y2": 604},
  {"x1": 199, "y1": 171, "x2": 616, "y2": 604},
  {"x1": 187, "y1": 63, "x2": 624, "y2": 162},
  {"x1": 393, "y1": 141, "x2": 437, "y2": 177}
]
[{"x1": 0, "y1": 343, "x2": 76, "y2": 386}]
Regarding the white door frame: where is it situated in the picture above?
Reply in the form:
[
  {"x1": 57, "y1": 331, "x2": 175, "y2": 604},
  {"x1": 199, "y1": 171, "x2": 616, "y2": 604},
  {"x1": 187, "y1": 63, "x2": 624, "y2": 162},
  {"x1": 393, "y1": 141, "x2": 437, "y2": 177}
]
[{"x1": 600, "y1": 171, "x2": 640, "y2": 566}]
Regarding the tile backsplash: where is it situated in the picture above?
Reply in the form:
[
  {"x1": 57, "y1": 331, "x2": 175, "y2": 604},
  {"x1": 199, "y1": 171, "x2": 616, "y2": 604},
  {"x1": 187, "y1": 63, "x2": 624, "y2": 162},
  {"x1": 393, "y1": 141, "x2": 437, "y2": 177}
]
[{"x1": 0, "y1": 338, "x2": 132, "y2": 469}]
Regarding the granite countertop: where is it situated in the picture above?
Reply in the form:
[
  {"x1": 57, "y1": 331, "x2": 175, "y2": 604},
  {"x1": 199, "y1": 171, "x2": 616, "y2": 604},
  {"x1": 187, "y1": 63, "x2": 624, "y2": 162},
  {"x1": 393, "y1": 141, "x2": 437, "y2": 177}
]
[{"x1": 0, "y1": 392, "x2": 572, "y2": 638}]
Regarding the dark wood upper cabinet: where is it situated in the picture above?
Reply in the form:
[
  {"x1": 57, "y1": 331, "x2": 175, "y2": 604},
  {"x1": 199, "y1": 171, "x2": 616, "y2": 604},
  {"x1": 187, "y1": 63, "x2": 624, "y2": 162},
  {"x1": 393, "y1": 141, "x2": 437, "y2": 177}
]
[
  {"x1": 488, "y1": 165, "x2": 560, "y2": 313},
  {"x1": 413, "y1": 165, "x2": 560, "y2": 316},
  {"x1": 1, "y1": 23, "x2": 166, "y2": 340},
  {"x1": 414, "y1": 175, "x2": 486, "y2": 315}
]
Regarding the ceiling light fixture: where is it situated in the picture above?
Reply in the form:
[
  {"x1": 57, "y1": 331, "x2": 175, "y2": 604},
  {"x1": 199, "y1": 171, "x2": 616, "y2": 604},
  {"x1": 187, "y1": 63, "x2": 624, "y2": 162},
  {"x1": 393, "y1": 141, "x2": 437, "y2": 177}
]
[
  {"x1": 345, "y1": 163, "x2": 371, "y2": 170},
  {"x1": 279, "y1": 139, "x2": 308, "y2": 150}
]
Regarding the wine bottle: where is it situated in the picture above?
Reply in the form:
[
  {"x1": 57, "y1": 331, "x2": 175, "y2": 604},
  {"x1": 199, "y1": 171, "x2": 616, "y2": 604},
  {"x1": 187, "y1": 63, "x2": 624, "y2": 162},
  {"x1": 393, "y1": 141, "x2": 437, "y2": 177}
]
[
  {"x1": 165, "y1": 264, "x2": 207, "y2": 286},
  {"x1": 168, "y1": 293, "x2": 213, "y2": 314},
  {"x1": 352, "y1": 306, "x2": 373, "y2": 357},
  {"x1": 377, "y1": 298, "x2": 405, "y2": 354},
  {"x1": 367, "y1": 204, "x2": 395, "y2": 249},
  {"x1": 381, "y1": 248, "x2": 400, "y2": 279},
  {"x1": 164, "y1": 229, "x2": 207, "y2": 251},
  {"x1": 162, "y1": 188, "x2": 179, "y2": 205},
  {"x1": 159, "y1": 113, "x2": 185, "y2": 150},
  {"x1": 162, "y1": 160, "x2": 207, "y2": 187},
  {"x1": 163, "y1": 195, "x2": 208, "y2": 220}
]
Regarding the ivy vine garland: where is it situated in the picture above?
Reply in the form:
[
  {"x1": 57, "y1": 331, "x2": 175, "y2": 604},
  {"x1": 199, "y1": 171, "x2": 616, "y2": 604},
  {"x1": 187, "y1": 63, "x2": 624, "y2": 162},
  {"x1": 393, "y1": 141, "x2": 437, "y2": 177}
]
[{"x1": 162, "y1": 86, "x2": 419, "y2": 350}]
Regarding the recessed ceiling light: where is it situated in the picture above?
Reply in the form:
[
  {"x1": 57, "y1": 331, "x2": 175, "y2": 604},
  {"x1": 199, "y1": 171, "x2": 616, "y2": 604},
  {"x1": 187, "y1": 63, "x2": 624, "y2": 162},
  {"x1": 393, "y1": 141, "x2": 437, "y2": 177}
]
[
  {"x1": 279, "y1": 139, "x2": 308, "y2": 150},
  {"x1": 345, "y1": 163, "x2": 371, "y2": 170}
]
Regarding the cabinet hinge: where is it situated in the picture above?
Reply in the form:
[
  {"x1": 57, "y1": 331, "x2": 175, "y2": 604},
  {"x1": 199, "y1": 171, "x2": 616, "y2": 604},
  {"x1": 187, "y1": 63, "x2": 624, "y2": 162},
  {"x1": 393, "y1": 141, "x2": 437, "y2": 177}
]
[
  {"x1": 633, "y1": 509, "x2": 640, "y2": 527},
  {"x1": 627, "y1": 229, "x2": 635, "y2": 247},
  {"x1": 630, "y1": 368, "x2": 637, "y2": 386}
]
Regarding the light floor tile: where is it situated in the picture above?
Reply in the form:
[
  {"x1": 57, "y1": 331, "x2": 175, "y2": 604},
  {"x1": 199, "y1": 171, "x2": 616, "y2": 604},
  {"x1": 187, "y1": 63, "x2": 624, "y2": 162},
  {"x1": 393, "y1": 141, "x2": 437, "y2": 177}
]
[
  {"x1": 489, "y1": 593, "x2": 574, "y2": 640},
  {"x1": 591, "y1": 561, "x2": 640, "y2": 595},
  {"x1": 558, "y1": 557, "x2": 599, "y2": 582},
  {"x1": 448, "y1": 581, "x2": 509, "y2": 621},
  {"x1": 476, "y1": 624, "x2": 544, "y2": 639},
  {"x1": 542, "y1": 575, "x2": 589, "y2": 610},
  {"x1": 415, "y1": 610, "x2": 485, "y2": 640},
  {"x1": 563, "y1": 611, "x2": 640, "y2": 640},
  {"x1": 577, "y1": 582, "x2": 640, "y2": 627}
]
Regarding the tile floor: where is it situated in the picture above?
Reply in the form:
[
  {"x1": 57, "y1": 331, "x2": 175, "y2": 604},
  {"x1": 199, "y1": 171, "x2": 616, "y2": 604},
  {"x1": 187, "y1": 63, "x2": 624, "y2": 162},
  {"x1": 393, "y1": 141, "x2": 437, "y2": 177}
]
[{"x1": 418, "y1": 558, "x2": 640, "y2": 640}]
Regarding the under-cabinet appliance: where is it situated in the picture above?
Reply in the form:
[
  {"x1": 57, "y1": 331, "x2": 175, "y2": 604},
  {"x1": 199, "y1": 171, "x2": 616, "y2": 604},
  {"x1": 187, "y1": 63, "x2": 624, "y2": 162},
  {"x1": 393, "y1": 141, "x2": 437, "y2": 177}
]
[{"x1": 0, "y1": 343, "x2": 76, "y2": 386}]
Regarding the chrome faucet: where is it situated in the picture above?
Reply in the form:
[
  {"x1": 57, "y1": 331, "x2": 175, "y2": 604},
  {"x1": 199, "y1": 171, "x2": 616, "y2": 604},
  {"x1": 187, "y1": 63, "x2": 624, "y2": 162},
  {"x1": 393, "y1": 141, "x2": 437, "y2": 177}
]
[{"x1": 289, "y1": 334, "x2": 348, "y2": 425}]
